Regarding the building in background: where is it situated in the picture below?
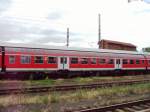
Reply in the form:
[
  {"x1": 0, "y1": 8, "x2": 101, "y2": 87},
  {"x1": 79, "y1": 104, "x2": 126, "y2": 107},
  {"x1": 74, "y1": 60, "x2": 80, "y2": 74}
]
[{"x1": 98, "y1": 39, "x2": 137, "y2": 51}]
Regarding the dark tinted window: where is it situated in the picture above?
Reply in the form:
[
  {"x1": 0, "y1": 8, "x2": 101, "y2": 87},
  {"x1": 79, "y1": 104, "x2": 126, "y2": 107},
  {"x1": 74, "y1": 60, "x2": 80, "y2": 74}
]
[
  {"x1": 108, "y1": 59, "x2": 114, "y2": 64},
  {"x1": 9, "y1": 56, "x2": 15, "y2": 64},
  {"x1": 21, "y1": 56, "x2": 31, "y2": 64},
  {"x1": 142, "y1": 60, "x2": 145, "y2": 64},
  {"x1": 71, "y1": 58, "x2": 78, "y2": 64},
  {"x1": 61, "y1": 57, "x2": 67, "y2": 64},
  {"x1": 116, "y1": 59, "x2": 120, "y2": 64},
  {"x1": 47, "y1": 57, "x2": 56, "y2": 64},
  {"x1": 99, "y1": 59, "x2": 105, "y2": 64},
  {"x1": 136, "y1": 60, "x2": 140, "y2": 64},
  {"x1": 130, "y1": 60, "x2": 134, "y2": 64},
  {"x1": 91, "y1": 58, "x2": 97, "y2": 64},
  {"x1": 81, "y1": 58, "x2": 88, "y2": 64},
  {"x1": 123, "y1": 59, "x2": 128, "y2": 64},
  {"x1": 34, "y1": 56, "x2": 43, "y2": 64}
]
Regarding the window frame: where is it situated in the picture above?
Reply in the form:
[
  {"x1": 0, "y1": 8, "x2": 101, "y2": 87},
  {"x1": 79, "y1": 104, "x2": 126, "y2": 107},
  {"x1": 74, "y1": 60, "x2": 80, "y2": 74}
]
[
  {"x1": 70, "y1": 57, "x2": 78, "y2": 64},
  {"x1": 60, "y1": 57, "x2": 67, "y2": 64},
  {"x1": 80, "y1": 58, "x2": 89, "y2": 64},
  {"x1": 136, "y1": 60, "x2": 140, "y2": 64},
  {"x1": 9, "y1": 55, "x2": 15, "y2": 64},
  {"x1": 108, "y1": 59, "x2": 114, "y2": 64},
  {"x1": 123, "y1": 59, "x2": 128, "y2": 64},
  {"x1": 148, "y1": 60, "x2": 150, "y2": 64},
  {"x1": 130, "y1": 59, "x2": 134, "y2": 64},
  {"x1": 99, "y1": 58, "x2": 106, "y2": 64},
  {"x1": 47, "y1": 56, "x2": 57, "y2": 64},
  {"x1": 34, "y1": 56, "x2": 44, "y2": 64},
  {"x1": 91, "y1": 58, "x2": 97, "y2": 64},
  {"x1": 142, "y1": 60, "x2": 145, "y2": 64},
  {"x1": 21, "y1": 55, "x2": 31, "y2": 64}
]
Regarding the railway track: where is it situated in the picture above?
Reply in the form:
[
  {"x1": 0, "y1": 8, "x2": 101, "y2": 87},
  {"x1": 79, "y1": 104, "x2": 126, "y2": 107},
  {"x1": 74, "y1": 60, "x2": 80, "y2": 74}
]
[
  {"x1": 75, "y1": 99, "x2": 150, "y2": 112},
  {"x1": 0, "y1": 79, "x2": 150, "y2": 95}
]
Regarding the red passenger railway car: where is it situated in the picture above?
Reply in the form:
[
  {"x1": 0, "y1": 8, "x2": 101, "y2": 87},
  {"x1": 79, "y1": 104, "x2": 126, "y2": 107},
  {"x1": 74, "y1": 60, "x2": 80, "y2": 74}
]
[{"x1": 0, "y1": 42, "x2": 150, "y2": 79}]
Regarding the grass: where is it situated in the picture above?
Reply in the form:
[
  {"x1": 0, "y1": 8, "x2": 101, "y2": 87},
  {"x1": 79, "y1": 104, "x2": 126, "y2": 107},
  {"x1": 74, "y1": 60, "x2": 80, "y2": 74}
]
[
  {"x1": 24, "y1": 75, "x2": 150, "y2": 86},
  {"x1": 1, "y1": 83, "x2": 150, "y2": 107},
  {"x1": 0, "y1": 75, "x2": 150, "y2": 87},
  {"x1": 27, "y1": 79, "x2": 56, "y2": 86},
  {"x1": 1, "y1": 83, "x2": 150, "y2": 112}
]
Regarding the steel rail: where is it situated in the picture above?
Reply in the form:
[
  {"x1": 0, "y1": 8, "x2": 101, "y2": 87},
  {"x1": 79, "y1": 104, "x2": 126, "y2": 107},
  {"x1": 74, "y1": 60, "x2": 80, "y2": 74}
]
[
  {"x1": 75, "y1": 99, "x2": 150, "y2": 112},
  {"x1": 0, "y1": 79, "x2": 150, "y2": 95}
]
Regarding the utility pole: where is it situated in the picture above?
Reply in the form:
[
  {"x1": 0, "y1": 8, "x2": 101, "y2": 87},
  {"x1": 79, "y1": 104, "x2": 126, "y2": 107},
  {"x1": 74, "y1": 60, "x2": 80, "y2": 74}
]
[
  {"x1": 98, "y1": 13, "x2": 101, "y2": 49},
  {"x1": 66, "y1": 28, "x2": 69, "y2": 47}
]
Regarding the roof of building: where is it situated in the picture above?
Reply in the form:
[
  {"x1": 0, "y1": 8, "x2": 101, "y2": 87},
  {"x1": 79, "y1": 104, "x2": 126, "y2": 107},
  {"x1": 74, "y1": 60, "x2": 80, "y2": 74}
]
[{"x1": 100, "y1": 39, "x2": 136, "y2": 47}]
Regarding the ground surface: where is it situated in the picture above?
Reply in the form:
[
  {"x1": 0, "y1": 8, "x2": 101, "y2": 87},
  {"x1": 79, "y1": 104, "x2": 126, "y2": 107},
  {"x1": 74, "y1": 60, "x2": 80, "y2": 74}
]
[
  {"x1": 0, "y1": 75, "x2": 150, "y2": 89},
  {"x1": 0, "y1": 83, "x2": 150, "y2": 112}
]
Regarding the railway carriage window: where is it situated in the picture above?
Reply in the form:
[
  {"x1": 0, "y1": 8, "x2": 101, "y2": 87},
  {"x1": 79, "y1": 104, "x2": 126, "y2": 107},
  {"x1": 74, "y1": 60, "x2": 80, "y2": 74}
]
[
  {"x1": 21, "y1": 56, "x2": 31, "y2": 64},
  {"x1": 123, "y1": 59, "x2": 128, "y2": 64},
  {"x1": 47, "y1": 57, "x2": 56, "y2": 64},
  {"x1": 34, "y1": 56, "x2": 44, "y2": 64},
  {"x1": 130, "y1": 60, "x2": 134, "y2": 64},
  {"x1": 71, "y1": 58, "x2": 78, "y2": 64},
  {"x1": 91, "y1": 58, "x2": 97, "y2": 64},
  {"x1": 142, "y1": 60, "x2": 145, "y2": 64},
  {"x1": 61, "y1": 57, "x2": 67, "y2": 64},
  {"x1": 108, "y1": 59, "x2": 114, "y2": 64},
  {"x1": 136, "y1": 60, "x2": 140, "y2": 64},
  {"x1": 9, "y1": 56, "x2": 15, "y2": 64},
  {"x1": 116, "y1": 59, "x2": 120, "y2": 64},
  {"x1": 81, "y1": 58, "x2": 88, "y2": 64},
  {"x1": 99, "y1": 59, "x2": 105, "y2": 64}
]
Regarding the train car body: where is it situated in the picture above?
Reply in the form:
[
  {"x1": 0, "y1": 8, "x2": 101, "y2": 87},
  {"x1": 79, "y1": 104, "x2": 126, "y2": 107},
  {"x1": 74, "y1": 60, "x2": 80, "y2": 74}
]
[
  {"x1": 0, "y1": 42, "x2": 149, "y2": 79},
  {"x1": 144, "y1": 53, "x2": 150, "y2": 70},
  {"x1": 0, "y1": 47, "x2": 2, "y2": 72}
]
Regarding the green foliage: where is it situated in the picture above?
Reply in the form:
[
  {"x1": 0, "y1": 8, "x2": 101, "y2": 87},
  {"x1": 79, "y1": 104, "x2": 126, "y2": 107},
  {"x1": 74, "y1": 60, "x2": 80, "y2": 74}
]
[
  {"x1": 1, "y1": 83, "x2": 150, "y2": 107},
  {"x1": 28, "y1": 79, "x2": 55, "y2": 86},
  {"x1": 21, "y1": 75, "x2": 150, "y2": 86},
  {"x1": 143, "y1": 47, "x2": 150, "y2": 52},
  {"x1": 41, "y1": 96, "x2": 49, "y2": 104},
  {"x1": 50, "y1": 93, "x2": 59, "y2": 103}
]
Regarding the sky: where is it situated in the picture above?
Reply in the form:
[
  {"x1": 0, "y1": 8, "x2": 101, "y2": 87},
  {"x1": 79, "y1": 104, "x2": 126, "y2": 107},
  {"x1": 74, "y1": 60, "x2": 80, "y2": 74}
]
[{"x1": 0, "y1": 0, "x2": 150, "y2": 50}]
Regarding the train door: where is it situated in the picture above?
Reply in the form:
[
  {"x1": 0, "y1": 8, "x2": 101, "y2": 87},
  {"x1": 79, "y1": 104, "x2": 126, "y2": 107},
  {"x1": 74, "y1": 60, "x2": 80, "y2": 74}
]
[
  {"x1": 58, "y1": 57, "x2": 69, "y2": 70},
  {"x1": 115, "y1": 59, "x2": 122, "y2": 69}
]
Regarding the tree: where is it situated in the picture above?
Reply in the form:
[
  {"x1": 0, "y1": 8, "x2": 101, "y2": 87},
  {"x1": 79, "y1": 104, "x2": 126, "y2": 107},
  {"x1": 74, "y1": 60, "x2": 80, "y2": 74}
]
[{"x1": 142, "y1": 47, "x2": 150, "y2": 52}]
